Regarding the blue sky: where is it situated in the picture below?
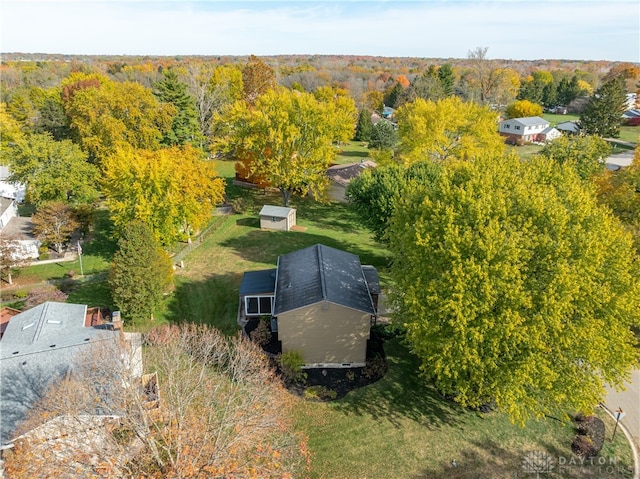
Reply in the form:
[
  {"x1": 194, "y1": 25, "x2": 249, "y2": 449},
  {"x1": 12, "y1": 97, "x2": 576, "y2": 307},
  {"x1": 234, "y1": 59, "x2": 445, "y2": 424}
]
[{"x1": 1, "y1": 1, "x2": 638, "y2": 61}]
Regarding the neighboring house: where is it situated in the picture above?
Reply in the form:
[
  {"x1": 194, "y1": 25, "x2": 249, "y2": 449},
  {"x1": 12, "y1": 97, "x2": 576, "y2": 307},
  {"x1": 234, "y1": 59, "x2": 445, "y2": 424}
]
[
  {"x1": 0, "y1": 165, "x2": 26, "y2": 203},
  {"x1": 626, "y1": 93, "x2": 637, "y2": 110},
  {"x1": 0, "y1": 197, "x2": 41, "y2": 260},
  {"x1": 382, "y1": 106, "x2": 395, "y2": 119},
  {"x1": 622, "y1": 109, "x2": 640, "y2": 126},
  {"x1": 556, "y1": 120, "x2": 582, "y2": 136},
  {"x1": 0, "y1": 302, "x2": 141, "y2": 445},
  {"x1": 259, "y1": 205, "x2": 297, "y2": 231},
  {"x1": 326, "y1": 160, "x2": 377, "y2": 202},
  {"x1": 499, "y1": 116, "x2": 560, "y2": 144},
  {"x1": 238, "y1": 244, "x2": 380, "y2": 368}
]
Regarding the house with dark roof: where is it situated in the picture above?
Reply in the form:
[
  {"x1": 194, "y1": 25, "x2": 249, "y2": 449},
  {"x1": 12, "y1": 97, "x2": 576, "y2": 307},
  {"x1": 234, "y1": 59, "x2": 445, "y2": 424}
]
[
  {"x1": 0, "y1": 302, "x2": 140, "y2": 445},
  {"x1": 499, "y1": 116, "x2": 561, "y2": 144},
  {"x1": 238, "y1": 244, "x2": 379, "y2": 367},
  {"x1": 326, "y1": 160, "x2": 376, "y2": 202}
]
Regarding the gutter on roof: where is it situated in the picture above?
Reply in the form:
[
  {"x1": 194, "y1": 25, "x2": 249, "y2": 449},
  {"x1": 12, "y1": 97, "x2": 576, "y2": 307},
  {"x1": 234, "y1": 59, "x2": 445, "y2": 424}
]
[{"x1": 273, "y1": 255, "x2": 281, "y2": 315}]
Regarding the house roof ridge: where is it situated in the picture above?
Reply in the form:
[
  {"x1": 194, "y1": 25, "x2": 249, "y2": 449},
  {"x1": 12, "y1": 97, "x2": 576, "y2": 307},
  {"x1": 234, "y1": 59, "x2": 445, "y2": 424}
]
[
  {"x1": 316, "y1": 244, "x2": 328, "y2": 302},
  {"x1": 32, "y1": 301, "x2": 50, "y2": 344}
]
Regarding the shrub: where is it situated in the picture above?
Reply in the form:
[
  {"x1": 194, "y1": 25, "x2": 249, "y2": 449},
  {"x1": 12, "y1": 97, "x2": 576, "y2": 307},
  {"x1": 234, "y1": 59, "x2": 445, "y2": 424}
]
[
  {"x1": 304, "y1": 385, "x2": 337, "y2": 401},
  {"x1": 572, "y1": 434, "x2": 598, "y2": 457},
  {"x1": 229, "y1": 197, "x2": 249, "y2": 214},
  {"x1": 13, "y1": 290, "x2": 28, "y2": 300},
  {"x1": 363, "y1": 355, "x2": 387, "y2": 379},
  {"x1": 65, "y1": 270, "x2": 77, "y2": 279},
  {"x1": 277, "y1": 350, "x2": 307, "y2": 384},
  {"x1": 345, "y1": 370, "x2": 356, "y2": 382},
  {"x1": 574, "y1": 415, "x2": 605, "y2": 456},
  {"x1": 251, "y1": 318, "x2": 271, "y2": 347},
  {"x1": 58, "y1": 277, "x2": 77, "y2": 294},
  {"x1": 24, "y1": 287, "x2": 68, "y2": 309}
]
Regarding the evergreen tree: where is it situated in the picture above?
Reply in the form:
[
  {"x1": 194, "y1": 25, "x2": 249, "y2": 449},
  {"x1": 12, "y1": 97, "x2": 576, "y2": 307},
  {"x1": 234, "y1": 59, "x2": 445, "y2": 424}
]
[
  {"x1": 354, "y1": 108, "x2": 373, "y2": 142},
  {"x1": 368, "y1": 120, "x2": 397, "y2": 150},
  {"x1": 154, "y1": 70, "x2": 203, "y2": 147},
  {"x1": 109, "y1": 221, "x2": 173, "y2": 324},
  {"x1": 580, "y1": 77, "x2": 627, "y2": 137},
  {"x1": 438, "y1": 63, "x2": 456, "y2": 97}
]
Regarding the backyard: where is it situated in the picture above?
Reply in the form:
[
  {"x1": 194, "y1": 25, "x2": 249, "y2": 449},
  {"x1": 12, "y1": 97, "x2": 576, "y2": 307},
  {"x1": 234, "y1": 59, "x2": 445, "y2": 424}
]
[{"x1": 2, "y1": 153, "x2": 636, "y2": 478}]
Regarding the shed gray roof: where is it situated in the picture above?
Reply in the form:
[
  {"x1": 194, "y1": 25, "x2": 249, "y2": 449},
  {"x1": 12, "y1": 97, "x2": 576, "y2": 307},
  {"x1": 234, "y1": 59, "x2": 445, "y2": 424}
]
[
  {"x1": 239, "y1": 269, "x2": 277, "y2": 296},
  {"x1": 273, "y1": 244, "x2": 375, "y2": 315},
  {"x1": 1, "y1": 302, "x2": 119, "y2": 444},
  {"x1": 259, "y1": 205, "x2": 295, "y2": 218}
]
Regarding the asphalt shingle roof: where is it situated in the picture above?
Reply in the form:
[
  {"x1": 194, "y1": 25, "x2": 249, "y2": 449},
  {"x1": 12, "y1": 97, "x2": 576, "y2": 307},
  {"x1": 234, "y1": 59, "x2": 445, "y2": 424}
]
[{"x1": 273, "y1": 244, "x2": 375, "y2": 315}]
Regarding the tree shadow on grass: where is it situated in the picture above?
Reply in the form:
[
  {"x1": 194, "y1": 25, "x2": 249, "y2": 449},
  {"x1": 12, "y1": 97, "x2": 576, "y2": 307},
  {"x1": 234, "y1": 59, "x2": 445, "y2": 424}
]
[
  {"x1": 337, "y1": 150, "x2": 369, "y2": 159},
  {"x1": 332, "y1": 339, "x2": 464, "y2": 430},
  {"x1": 164, "y1": 273, "x2": 243, "y2": 336},
  {"x1": 412, "y1": 436, "x2": 608, "y2": 479},
  {"x1": 221, "y1": 229, "x2": 390, "y2": 270},
  {"x1": 235, "y1": 217, "x2": 260, "y2": 228}
]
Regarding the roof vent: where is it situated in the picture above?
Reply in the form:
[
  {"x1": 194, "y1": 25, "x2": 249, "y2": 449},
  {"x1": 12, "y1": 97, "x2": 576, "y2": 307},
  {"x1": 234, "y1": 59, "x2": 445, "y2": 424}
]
[
  {"x1": 46, "y1": 320, "x2": 62, "y2": 325},
  {"x1": 22, "y1": 322, "x2": 35, "y2": 330}
]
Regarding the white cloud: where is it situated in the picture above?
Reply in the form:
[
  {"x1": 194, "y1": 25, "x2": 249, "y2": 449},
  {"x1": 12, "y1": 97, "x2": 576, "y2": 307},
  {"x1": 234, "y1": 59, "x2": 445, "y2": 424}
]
[{"x1": 1, "y1": 1, "x2": 637, "y2": 61}]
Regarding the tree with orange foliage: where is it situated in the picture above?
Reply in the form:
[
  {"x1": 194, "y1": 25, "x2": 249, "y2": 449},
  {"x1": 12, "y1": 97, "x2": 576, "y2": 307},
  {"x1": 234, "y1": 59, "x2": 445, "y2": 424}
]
[{"x1": 3, "y1": 324, "x2": 310, "y2": 478}]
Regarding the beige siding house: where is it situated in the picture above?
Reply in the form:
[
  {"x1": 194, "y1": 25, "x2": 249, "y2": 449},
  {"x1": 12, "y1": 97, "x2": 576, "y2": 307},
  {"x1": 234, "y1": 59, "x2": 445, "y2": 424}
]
[
  {"x1": 238, "y1": 244, "x2": 379, "y2": 368},
  {"x1": 259, "y1": 205, "x2": 296, "y2": 231}
]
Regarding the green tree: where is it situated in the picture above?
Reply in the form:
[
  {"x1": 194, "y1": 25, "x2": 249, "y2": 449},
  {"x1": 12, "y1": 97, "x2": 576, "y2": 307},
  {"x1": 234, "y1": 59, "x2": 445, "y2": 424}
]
[
  {"x1": 438, "y1": 64, "x2": 456, "y2": 97},
  {"x1": 387, "y1": 153, "x2": 640, "y2": 423},
  {"x1": 31, "y1": 202, "x2": 79, "y2": 254},
  {"x1": 368, "y1": 120, "x2": 398, "y2": 151},
  {"x1": 347, "y1": 161, "x2": 441, "y2": 241},
  {"x1": 505, "y1": 100, "x2": 543, "y2": 119},
  {"x1": 8, "y1": 133, "x2": 99, "y2": 206},
  {"x1": 102, "y1": 145, "x2": 225, "y2": 245},
  {"x1": 109, "y1": 221, "x2": 173, "y2": 323},
  {"x1": 580, "y1": 77, "x2": 627, "y2": 138},
  {"x1": 216, "y1": 88, "x2": 353, "y2": 206},
  {"x1": 538, "y1": 135, "x2": 611, "y2": 181},
  {"x1": 154, "y1": 69, "x2": 203, "y2": 147},
  {"x1": 354, "y1": 108, "x2": 373, "y2": 142},
  {"x1": 395, "y1": 96, "x2": 505, "y2": 165}
]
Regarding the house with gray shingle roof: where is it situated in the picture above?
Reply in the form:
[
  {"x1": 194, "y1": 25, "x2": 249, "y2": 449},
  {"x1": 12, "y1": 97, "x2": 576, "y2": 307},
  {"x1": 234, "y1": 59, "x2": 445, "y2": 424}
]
[
  {"x1": 0, "y1": 302, "x2": 133, "y2": 445},
  {"x1": 499, "y1": 116, "x2": 560, "y2": 144},
  {"x1": 238, "y1": 244, "x2": 379, "y2": 367}
]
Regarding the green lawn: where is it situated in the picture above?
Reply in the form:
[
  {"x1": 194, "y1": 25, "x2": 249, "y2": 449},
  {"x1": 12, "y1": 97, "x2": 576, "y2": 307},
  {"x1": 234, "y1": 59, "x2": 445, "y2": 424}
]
[
  {"x1": 335, "y1": 140, "x2": 371, "y2": 164},
  {"x1": 294, "y1": 338, "x2": 634, "y2": 479},
  {"x1": 543, "y1": 113, "x2": 580, "y2": 126},
  {"x1": 618, "y1": 125, "x2": 639, "y2": 145}
]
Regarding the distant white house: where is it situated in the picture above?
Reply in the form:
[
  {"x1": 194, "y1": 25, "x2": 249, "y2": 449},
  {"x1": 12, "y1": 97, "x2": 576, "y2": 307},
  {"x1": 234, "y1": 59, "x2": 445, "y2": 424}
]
[
  {"x1": 625, "y1": 93, "x2": 637, "y2": 110},
  {"x1": 499, "y1": 116, "x2": 561, "y2": 144},
  {"x1": 0, "y1": 197, "x2": 41, "y2": 260},
  {"x1": 0, "y1": 165, "x2": 26, "y2": 203}
]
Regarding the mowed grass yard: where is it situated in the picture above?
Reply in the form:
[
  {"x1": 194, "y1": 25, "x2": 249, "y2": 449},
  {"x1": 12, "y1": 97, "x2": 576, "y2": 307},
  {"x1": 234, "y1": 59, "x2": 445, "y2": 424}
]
[{"x1": 164, "y1": 159, "x2": 634, "y2": 478}]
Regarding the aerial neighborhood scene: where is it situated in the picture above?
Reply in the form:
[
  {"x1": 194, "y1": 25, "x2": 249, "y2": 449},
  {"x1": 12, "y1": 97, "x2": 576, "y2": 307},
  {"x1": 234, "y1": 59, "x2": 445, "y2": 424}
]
[{"x1": 1, "y1": 0, "x2": 640, "y2": 477}]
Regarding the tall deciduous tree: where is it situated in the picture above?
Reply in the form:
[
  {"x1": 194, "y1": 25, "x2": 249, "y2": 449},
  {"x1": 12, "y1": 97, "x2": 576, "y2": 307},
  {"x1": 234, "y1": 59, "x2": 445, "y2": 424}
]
[
  {"x1": 395, "y1": 96, "x2": 504, "y2": 165},
  {"x1": 109, "y1": 221, "x2": 173, "y2": 323},
  {"x1": 580, "y1": 77, "x2": 627, "y2": 138},
  {"x1": 505, "y1": 99, "x2": 543, "y2": 119},
  {"x1": 102, "y1": 145, "x2": 225, "y2": 245},
  {"x1": 8, "y1": 133, "x2": 99, "y2": 206},
  {"x1": 216, "y1": 88, "x2": 354, "y2": 206},
  {"x1": 63, "y1": 73, "x2": 175, "y2": 165},
  {"x1": 242, "y1": 55, "x2": 276, "y2": 104},
  {"x1": 388, "y1": 153, "x2": 640, "y2": 423},
  {"x1": 347, "y1": 161, "x2": 441, "y2": 242},
  {"x1": 154, "y1": 69, "x2": 203, "y2": 148},
  {"x1": 538, "y1": 135, "x2": 611, "y2": 181},
  {"x1": 31, "y1": 202, "x2": 79, "y2": 254}
]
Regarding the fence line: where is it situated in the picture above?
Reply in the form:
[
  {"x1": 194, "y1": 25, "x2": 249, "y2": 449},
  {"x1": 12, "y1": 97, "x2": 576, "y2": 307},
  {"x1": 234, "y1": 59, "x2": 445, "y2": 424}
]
[{"x1": 171, "y1": 213, "x2": 232, "y2": 265}]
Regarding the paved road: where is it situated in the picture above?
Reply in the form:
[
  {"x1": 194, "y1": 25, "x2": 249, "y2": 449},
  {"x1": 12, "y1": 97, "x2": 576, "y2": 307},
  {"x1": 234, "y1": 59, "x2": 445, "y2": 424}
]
[{"x1": 605, "y1": 368, "x2": 640, "y2": 449}]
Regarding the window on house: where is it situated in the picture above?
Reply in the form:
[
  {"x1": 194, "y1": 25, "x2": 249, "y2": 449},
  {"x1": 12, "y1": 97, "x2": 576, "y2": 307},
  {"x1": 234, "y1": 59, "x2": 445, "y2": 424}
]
[
  {"x1": 515, "y1": 125, "x2": 521, "y2": 130},
  {"x1": 245, "y1": 296, "x2": 274, "y2": 316},
  {"x1": 505, "y1": 124, "x2": 510, "y2": 129},
  {"x1": 272, "y1": 216, "x2": 277, "y2": 222}
]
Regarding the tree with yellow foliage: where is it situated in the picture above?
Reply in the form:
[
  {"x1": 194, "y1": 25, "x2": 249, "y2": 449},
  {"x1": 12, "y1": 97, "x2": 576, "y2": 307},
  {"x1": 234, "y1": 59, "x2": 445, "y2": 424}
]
[
  {"x1": 395, "y1": 96, "x2": 504, "y2": 165},
  {"x1": 102, "y1": 145, "x2": 225, "y2": 245},
  {"x1": 388, "y1": 153, "x2": 640, "y2": 423},
  {"x1": 216, "y1": 87, "x2": 355, "y2": 206}
]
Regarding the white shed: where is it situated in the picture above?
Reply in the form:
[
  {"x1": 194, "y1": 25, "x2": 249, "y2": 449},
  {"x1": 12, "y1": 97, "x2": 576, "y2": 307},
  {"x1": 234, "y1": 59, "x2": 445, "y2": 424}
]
[{"x1": 259, "y1": 205, "x2": 296, "y2": 232}]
